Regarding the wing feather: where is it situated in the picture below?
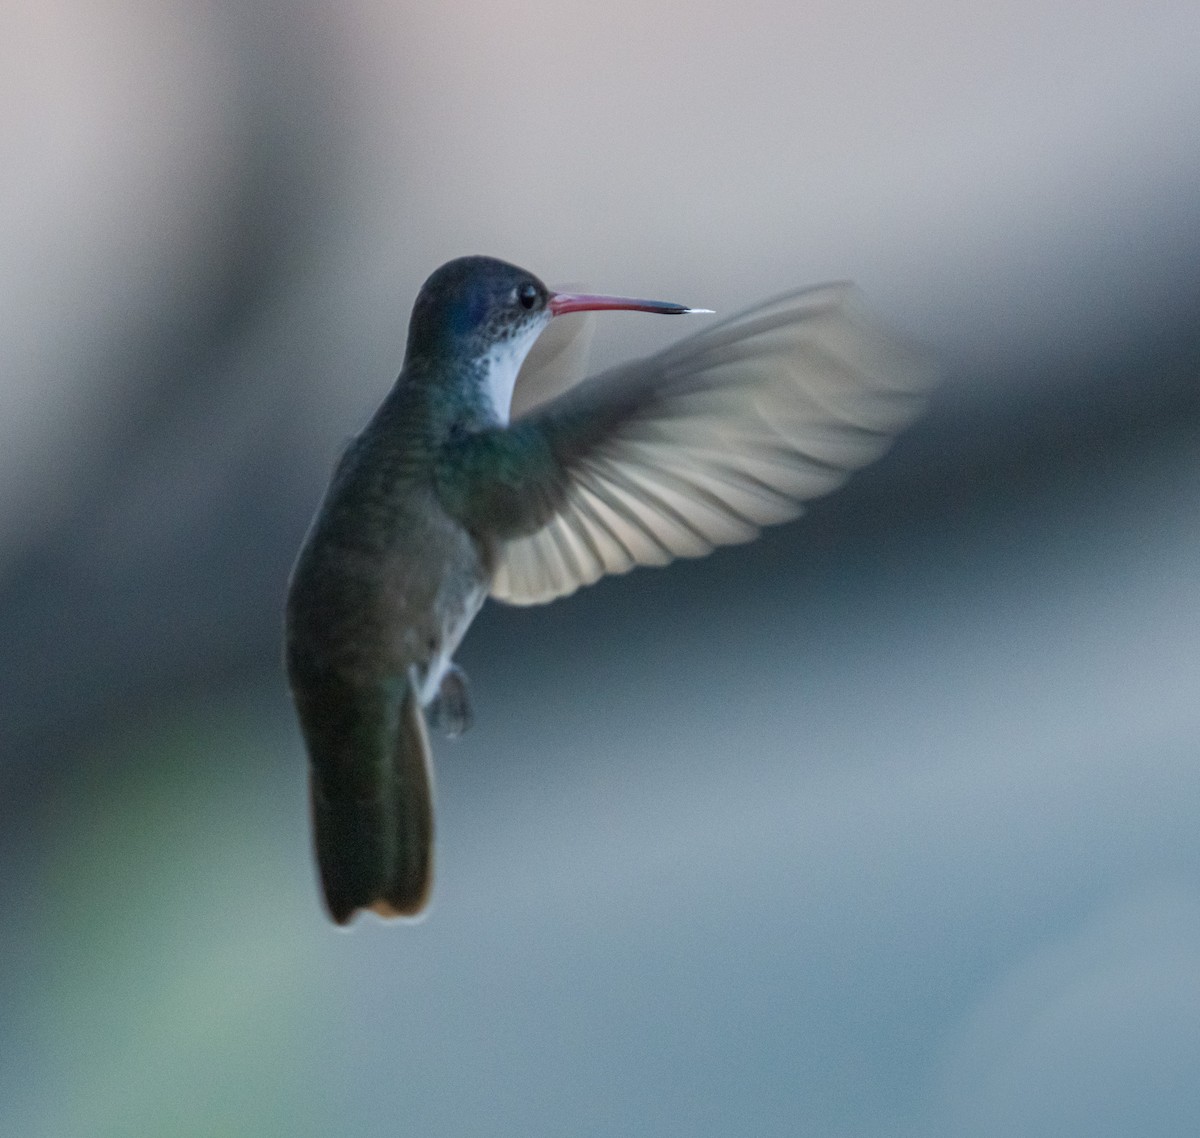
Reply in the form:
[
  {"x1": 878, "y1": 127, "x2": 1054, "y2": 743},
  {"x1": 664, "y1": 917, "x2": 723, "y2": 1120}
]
[{"x1": 490, "y1": 283, "x2": 937, "y2": 605}]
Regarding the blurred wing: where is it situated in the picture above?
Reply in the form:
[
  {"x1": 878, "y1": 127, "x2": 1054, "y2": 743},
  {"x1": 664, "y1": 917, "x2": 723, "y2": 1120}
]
[
  {"x1": 490, "y1": 283, "x2": 939, "y2": 606},
  {"x1": 510, "y1": 304, "x2": 596, "y2": 419}
]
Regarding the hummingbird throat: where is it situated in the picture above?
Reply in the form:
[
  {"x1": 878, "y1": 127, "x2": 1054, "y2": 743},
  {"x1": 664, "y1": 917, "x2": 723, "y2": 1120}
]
[{"x1": 476, "y1": 318, "x2": 547, "y2": 426}]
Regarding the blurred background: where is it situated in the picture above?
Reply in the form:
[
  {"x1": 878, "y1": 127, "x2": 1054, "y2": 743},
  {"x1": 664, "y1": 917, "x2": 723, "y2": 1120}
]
[{"x1": 3, "y1": 0, "x2": 1200, "y2": 1134}]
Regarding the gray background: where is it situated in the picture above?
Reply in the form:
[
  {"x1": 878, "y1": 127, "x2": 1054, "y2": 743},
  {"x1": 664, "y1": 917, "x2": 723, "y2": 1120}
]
[{"x1": 3, "y1": 1, "x2": 1199, "y2": 1134}]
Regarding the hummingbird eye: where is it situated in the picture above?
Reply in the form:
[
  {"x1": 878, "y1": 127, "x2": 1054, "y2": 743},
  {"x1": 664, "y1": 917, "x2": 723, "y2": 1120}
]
[{"x1": 516, "y1": 282, "x2": 540, "y2": 311}]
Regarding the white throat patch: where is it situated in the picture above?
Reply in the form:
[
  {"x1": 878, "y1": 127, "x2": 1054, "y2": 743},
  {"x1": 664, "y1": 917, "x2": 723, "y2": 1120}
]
[{"x1": 479, "y1": 318, "x2": 549, "y2": 426}]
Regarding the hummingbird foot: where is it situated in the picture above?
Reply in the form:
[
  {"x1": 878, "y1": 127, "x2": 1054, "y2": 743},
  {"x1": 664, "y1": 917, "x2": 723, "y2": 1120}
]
[{"x1": 429, "y1": 664, "x2": 472, "y2": 738}]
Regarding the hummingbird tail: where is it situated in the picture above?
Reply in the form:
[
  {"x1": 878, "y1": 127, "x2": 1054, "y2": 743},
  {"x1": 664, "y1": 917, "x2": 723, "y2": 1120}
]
[{"x1": 308, "y1": 675, "x2": 435, "y2": 924}]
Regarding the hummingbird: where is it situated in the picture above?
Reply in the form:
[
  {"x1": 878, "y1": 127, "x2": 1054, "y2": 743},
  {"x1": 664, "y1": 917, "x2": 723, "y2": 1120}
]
[{"x1": 285, "y1": 255, "x2": 936, "y2": 925}]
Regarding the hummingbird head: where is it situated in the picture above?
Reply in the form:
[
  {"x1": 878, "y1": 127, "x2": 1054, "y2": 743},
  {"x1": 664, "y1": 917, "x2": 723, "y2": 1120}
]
[
  {"x1": 404, "y1": 256, "x2": 553, "y2": 425},
  {"x1": 405, "y1": 255, "x2": 706, "y2": 425},
  {"x1": 406, "y1": 257, "x2": 552, "y2": 366}
]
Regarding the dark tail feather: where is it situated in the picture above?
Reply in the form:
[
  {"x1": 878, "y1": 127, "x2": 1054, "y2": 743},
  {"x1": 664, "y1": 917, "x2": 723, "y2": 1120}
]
[
  {"x1": 371, "y1": 680, "x2": 435, "y2": 918},
  {"x1": 308, "y1": 677, "x2": 435, "y2": 924}
]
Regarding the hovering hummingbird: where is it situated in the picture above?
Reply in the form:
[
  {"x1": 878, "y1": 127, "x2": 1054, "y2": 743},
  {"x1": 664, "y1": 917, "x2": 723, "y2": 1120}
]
[{"x1": 285, "y1": 255, "x2": 935, "y2": 924}]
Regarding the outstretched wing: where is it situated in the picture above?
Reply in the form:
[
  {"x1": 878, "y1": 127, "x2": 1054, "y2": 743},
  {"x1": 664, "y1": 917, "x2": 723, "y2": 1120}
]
[{"x1": 447, "y1": 283, "x2": 939, "y2": 606}]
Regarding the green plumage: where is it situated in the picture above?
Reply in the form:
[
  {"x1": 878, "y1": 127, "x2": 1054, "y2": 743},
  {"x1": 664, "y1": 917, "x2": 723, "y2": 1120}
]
[
  {"x1": 286, "y1": 257, "x2": 557, "y2": 923},
  {"x1": 435, "y1": 422, "x2": 564, "y2": 539}
]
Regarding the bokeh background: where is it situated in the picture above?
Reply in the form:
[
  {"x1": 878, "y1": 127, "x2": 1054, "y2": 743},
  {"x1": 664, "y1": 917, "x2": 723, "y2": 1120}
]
[{"x1": 4, "y1": 1, "x2": 1200, "y2": 1134}]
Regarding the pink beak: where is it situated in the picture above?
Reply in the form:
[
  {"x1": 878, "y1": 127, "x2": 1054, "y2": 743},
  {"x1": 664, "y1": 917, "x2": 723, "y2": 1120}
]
[{"x1": 549, "y1": 291, "x2": 712, "y2": 317}]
